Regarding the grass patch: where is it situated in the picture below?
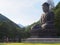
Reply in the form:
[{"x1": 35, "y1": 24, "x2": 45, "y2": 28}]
[{"x1": 0, "y1": 43, "x2": 60, "y2": 45}]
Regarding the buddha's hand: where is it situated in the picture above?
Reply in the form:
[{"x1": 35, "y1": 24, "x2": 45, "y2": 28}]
[{"x1": 41, "y1": 23, "x2": 47, "y2": 29}]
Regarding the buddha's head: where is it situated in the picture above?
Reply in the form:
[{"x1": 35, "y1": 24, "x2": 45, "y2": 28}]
[{"x1": 42, "y1": 2, "x2": 50, "y2": 13}]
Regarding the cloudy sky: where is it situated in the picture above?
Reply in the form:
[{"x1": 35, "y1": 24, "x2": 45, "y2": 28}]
[{"x1": 0, "y1": 0, "x2": 60, "y2": 26}]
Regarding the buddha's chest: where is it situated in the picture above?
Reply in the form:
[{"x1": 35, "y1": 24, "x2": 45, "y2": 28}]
[{"x1": 42, "y1": 14, "x2": 50, "y2": 21}]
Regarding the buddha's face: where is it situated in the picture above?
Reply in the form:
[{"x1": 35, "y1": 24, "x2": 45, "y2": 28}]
[{"x1": 42, "y1": 5, "x2": 49, "y2": 13}]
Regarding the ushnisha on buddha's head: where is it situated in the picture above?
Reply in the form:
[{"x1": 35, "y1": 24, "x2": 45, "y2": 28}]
[{"x1": 42, "y1": 2, "x2": 50, "y2": 13}]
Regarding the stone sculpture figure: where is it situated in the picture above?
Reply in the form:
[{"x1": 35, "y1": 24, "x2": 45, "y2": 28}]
[
  {"x1": 39, "y1": 2, "x2": 57, "y2": 37},
  {"x1": 30, "y1": 2, "x2": 57, "y2": 38}
]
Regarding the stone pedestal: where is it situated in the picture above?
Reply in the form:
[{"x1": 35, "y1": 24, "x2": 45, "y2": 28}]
[{"x1": 22, "y1": 38, "x2": 60, "y2": 43}]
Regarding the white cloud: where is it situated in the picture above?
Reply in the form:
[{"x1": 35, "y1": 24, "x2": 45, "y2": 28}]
[{"x1": 0, "y1": 0, "x2": 47, "y2": 26}]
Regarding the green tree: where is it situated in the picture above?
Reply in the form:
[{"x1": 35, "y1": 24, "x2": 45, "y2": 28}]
[{"x1": 54, "y1": 2, "x2": 60, "y2": 36}]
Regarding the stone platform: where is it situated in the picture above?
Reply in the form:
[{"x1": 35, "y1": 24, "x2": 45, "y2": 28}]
[{"x1": 22, "y1": 38, "x2": 60, "y2": 43}]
